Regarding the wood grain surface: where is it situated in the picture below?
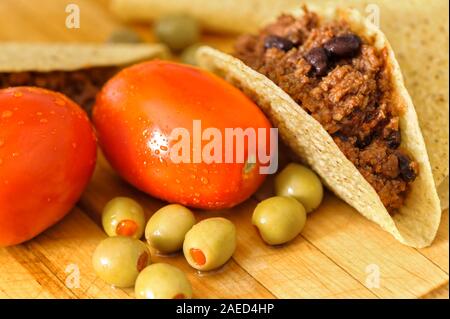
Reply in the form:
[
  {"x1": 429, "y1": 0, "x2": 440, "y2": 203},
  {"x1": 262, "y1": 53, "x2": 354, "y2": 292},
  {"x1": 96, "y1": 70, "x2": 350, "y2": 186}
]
[{"x1": 0, "y1": 0, "x2": 448, "y2": 299}]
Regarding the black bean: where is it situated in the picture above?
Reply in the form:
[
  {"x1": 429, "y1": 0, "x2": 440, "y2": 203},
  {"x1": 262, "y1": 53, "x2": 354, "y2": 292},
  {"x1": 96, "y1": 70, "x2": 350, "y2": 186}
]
[
  {"x1": 324, "y1": 34, "x2": 362, "y2": 58},
  {"x1": 356, "y1": 134, "x2": 373, "y2": 148},
  {"x1": 386, "y1": 131, "x2": 401, "y2": 149},
  {"x1": 397, "y1": 153, "x2": 417, "y2": 182},
  {"x1": 364, "y1": 110, "x2": 377, "y2": 122},
  {"x1": 264, "y1": 35, "x2": 295, "y2": 52},
  {"x1": 305, "y1": 47, "x2": 329, "y2": 76},
  {"x1": 333, "y1": 132, "x2": 349, "y2": 142}
]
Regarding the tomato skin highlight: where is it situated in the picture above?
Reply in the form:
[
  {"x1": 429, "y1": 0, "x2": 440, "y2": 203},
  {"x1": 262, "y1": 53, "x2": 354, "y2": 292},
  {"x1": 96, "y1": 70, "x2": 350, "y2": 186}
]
[
  {"x1": 93, "y1": 61, "x2": 272, "y2": 209},
  {"x1": 0, "y1": 87, "x2": 97, "y2": 247}
]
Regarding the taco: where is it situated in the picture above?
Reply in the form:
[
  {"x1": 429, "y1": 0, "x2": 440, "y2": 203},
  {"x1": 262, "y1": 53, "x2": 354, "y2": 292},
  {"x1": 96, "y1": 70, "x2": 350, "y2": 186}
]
[
  {"x1": 197, "y1": 6, "x2": 442, "y2": 247},
  {"x1": 0, "y1": 43, "x2": 168, "y2": 113},
  {"x1": 110, "y1": 0, "x2": 300, "y2": 34}
]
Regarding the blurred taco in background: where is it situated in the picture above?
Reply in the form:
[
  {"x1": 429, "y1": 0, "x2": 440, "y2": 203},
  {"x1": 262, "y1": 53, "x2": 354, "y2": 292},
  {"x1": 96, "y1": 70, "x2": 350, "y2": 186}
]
[
  {"x1": 110, "y1": 0, "x2": 300, "y2": 34},
  {"x1": 197, "y1": 6, "x2": 442, "y2": 247},
  {"x1": 0, "y1": 43, "x2": 168, "y2": 113}
]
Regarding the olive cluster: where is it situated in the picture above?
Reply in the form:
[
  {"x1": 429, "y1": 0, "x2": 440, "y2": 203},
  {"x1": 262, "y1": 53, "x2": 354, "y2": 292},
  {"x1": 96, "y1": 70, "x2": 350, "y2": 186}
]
[
  {"x1": 253, "y1": 163, "x2": 323, "y2": 245},
  {"x1": 93, "y1": 198, "x2": 237, "y2": 299},
  {"x1": 93, "y1": 162, "x2": 324, "y2": 299}
]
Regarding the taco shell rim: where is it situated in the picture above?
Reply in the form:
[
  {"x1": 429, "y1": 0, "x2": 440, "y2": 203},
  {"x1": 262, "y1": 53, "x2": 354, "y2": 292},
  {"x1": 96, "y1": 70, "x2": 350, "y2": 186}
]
[{"x1": 0, "y1": 42, "x2": 169, "y2": 73}]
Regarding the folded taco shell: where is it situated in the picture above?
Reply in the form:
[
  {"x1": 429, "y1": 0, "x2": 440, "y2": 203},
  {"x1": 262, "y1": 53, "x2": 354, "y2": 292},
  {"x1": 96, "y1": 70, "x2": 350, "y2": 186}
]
[
  {"x1": 0, "y1": 43, "x2": 168, "y2": 112},
  {"x1": 0, "y1": 43, "x2": 168, "y2": 72},
  {"x1": 197, "y1": 6, "x2": 442, "y2": 247}
]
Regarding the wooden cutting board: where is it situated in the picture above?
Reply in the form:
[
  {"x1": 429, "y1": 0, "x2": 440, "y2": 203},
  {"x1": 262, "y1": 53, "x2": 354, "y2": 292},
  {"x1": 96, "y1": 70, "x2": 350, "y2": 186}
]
[{"x1": 0, "y1": 0, "x2": 448, "y2": 299}]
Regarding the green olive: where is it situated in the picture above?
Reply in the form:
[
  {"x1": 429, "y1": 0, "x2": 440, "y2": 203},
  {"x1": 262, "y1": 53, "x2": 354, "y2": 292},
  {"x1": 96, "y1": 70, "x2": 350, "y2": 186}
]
[
  {"x1": 102, "y1": 197, "x2": 146, "y2": 239},
  {"x1": 180, "y1": 43, "x2": 204, "y2": 66},
  {"x1": 107, "y1": 27, "x2": 142, "y2": 43},
  {"x1": 154, "y1": 14, "x2": 200, "y2": 51},
  {"x1": 92, "y1": 237, "x2": 151, "y2": 288},
  {"x1": 183, "y1": 217, "x2": 236, "y2": 271},
  {"x1": 274, "y1": 163, "x2": 323, "y2": 213},
  {"x1": 135, "y1": 263, "x2": 192, "y2": 299},
  {"x1": 145, "y1": 204, "x2": 196, "y2": 254},
  {"x1": 252, "y1": 196, "x2": 306, "y2": 245}
]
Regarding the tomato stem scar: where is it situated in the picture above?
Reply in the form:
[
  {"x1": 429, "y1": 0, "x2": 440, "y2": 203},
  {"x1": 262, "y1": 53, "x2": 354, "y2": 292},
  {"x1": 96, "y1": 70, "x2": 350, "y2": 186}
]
[{"x1": 243, "y1": 155, "x2": 257, "y2": 176}]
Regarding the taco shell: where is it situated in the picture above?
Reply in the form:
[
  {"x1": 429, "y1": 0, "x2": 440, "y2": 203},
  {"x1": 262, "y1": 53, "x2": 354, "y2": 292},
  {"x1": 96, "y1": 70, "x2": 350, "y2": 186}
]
[
  {"x1": 0, "y1": 43, "x2": 168, "y2": 112},
  {"x1": 197, "y1": 6, "x2": 442, "y2": 248},
  {"x1": 0, "y1": 43, "x2": 168, "y2": 72}
]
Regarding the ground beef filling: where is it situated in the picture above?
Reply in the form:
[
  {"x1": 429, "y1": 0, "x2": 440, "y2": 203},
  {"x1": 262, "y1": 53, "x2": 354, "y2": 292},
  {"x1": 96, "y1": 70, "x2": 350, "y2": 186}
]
[
  {"x1": 235, "y1": 12, "x2": 418, "y2": 211},
  {"x1": 0, "y1": 67, "x2": 118, "y2": 114}
]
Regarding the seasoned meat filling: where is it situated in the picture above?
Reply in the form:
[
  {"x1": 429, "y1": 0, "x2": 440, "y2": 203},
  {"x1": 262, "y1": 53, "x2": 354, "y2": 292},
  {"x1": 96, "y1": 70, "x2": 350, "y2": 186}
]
[
  {"x1": 235, "y1": 12, "x2": 418, "y2": 211},
  {"x1": 0, "y1": 67, "x2": 118, "y2": 114}
]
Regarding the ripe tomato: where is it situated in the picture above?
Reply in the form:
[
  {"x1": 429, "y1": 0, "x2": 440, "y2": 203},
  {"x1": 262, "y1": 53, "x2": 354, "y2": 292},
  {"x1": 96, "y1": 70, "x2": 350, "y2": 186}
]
[
  {"x1": 0, "y1": 87, "x2": 97, "y2": 246},
  {"x1": 94, "y1": 61, "x2": 273, "y2": 209}
]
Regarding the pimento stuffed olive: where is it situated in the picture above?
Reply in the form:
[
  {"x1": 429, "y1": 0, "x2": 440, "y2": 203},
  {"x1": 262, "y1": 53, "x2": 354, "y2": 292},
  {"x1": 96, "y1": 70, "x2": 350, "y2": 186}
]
[
  {"x1": 92, "y1": 236, "x2": 151, "y2": 288},
  {"x1": 135, "y1": 263, "x2": 193, "y2": 299},
  {"x1": 145, "y1": 204, "x2": 196, "y2": 254},
  {"x1": 252, "y1": 196, "x2": 307, "y2": 245},
  {"x1": 275, "y1": 163, "x2": 324, "y2": 213},
  {"x1": 183, "y1": 217, "x2": 236, "y2": 271},
  {"x1": 102, "y1": 197, "x2": 146, "y2": 239}
]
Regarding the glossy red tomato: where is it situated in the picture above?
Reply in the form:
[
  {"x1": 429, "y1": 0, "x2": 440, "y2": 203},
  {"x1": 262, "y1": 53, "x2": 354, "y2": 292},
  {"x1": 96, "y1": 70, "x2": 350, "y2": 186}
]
[
  {"x1": 0, "y1": 87, "x2": 97, "y2": 246},
  {"x1": 93, "y1": 61, "x2": 273, "y2": 209}
]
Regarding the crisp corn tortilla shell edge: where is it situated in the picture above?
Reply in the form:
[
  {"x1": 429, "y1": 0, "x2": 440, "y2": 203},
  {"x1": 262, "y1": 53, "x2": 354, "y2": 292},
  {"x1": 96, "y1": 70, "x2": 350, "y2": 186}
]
[
  {"x1": 197, "y1": 7, "x2": 441, "y2": 248},
  {"x1": 438, "y1": 177, "x2": 449, "y2": 211},
  {"x1": 0, "y1": 43, "x2": 169, "y2": 73}
]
